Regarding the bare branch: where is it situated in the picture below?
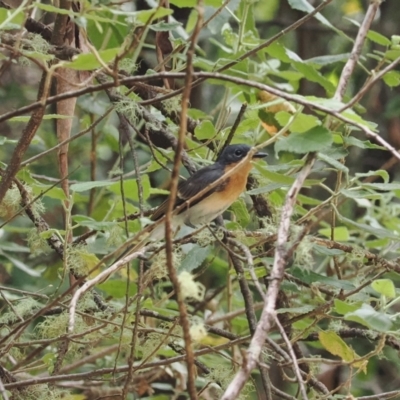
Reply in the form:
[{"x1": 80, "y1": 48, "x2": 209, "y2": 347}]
[
  {"x1": 334, "y1": 0, "x2": 382, "y2": 100},
  {"x1": 68, "y1": 246, "x2": 150, "y2": 333}
]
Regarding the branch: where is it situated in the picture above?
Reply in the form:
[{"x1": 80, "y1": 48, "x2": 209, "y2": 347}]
[
  {"x1": 221, "y1": 153, "x2": 316, "y2": 400},
  {"x1": 339, "y1": 55, "x2": 400, "y2": 112},
  {"x1": 334, "y1": 0, "x2": 382, "y2": 101},
  {"x1": 139, "y1": 0, "x2": 335, "y2": 107},
  {"x1": 2, "y1": 71, "x2": 399, "y2": 162},
  {"x1": 227, "y1": 244, "x2": 273, "y2": 398},
  {"x1": 4, "y1": 336, "x2": 249, "y2": 389},
  {"x1": 274, "y1": 316, "x2": 307, "y2": 400},
  {"x1": 68, "y1": 246, "x2": 150, "y2": 333},
  {"x1": 0, "y1": 79, "x2": 50, "y2": 204},
  {"x1": 164, "y1": 3, "x2": 203, "y2": 398},
  {"x1": 95, "y1": 73, "x2": 198, "y2": 175},
  {"x1": 311, "y1": 237, "x2": 400, "y2": 273}
]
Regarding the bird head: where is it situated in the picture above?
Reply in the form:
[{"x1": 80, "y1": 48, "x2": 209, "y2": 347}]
[{"x1": 216, "y1": 144, "x2": 267, "y2": 165}]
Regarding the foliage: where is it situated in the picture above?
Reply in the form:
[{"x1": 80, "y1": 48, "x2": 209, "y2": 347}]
[{"x1": 1, "y1": 0, "x2": 400, "y2": 399}]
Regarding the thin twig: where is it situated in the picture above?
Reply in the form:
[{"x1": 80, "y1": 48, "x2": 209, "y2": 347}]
[
  {"x1": 228, "y1": 238, "x2": 265, "y2": 298},
  {"x1": 333, "y1": 0, "x2": 382, "y2": 101},
  {"x1": 357, "y1": 390, "x2": 400, "y2": 400},
  {"x1": 164, "y1": 3, "x2": 203, "y2": 398},
  {"x1": 266, "y1": 336, "x2": 329, "y2": 395},
  {"x1": 227, "y1": 245, "x2": 273, "y2": 398},
  {"x1": 219, "y1": 103, "x2": 248, "y2": 155},
  {"x1": 274, "y1": 316, "x2": 307, "y2": 400},
  {"x1": 0, "y1": 376, "x2": 10, "y2": 400}
]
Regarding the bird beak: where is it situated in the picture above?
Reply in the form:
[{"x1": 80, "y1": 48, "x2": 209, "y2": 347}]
[{"x1": 252, "y1": 151, "x2": 267, "y2": 159}]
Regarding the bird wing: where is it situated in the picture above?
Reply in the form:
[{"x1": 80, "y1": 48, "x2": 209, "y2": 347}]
[{"x1": 151, "y1": 163, "x2": 227, "y2": 221}]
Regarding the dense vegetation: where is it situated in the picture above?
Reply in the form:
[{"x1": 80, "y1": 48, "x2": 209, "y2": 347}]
[{"x1": 1, "y1": 0, "x2": 400, "y2": 399}]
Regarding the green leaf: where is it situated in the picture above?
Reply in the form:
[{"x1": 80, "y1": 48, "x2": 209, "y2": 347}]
[
  {"x1": 0, "y1": 7, "x2": 24, "y2": 28},
  {"x1": 275, "y1": 111, "x2": 320, "y2": 133},
  {"x1": 344, "y1": 136, "x2": 386, "y2": 150},
  {"x1": 1, "y1": 252, "x2": 41, "y2": 277},
  {"x1": 291, "y1": 267, "x2": 355, "y2": 290},
  {"x1": 86, "y1": 12, "x2": 128, "y2": 48},
  {"x1": 337, "y1": 213, "x2": 399, "y2": 240},
  {"x1": 229, "y1": 199, "x2": 251, "y2": 227},
  {"x1": 318, "y1": 226, "x2": 350, "y2": 241},
  {"x1": 39, "y1": 229, "x2": 61, "y2": 240},
  {"x1": 71, "y1": 177, "x2": 150, "y2": 201},
  {"x1": 275, "y1": 126, "x2": 333, "y2": 155},
  {"x1": 385, "y1": 48, "x2": 400, "y2": 61},
  {"x1": 362, "y1": 182, "x2": 400, "y2": 191},
  {"x1": 98, "y1": 280, "x2": 136, "y2": 298},
  {"x1": 371, "y1": 279, "x2": 396, "y2": 299},
  {"x1": 0, "y1": 135, "x2": 17, "y2": 145},
  {"x1": 146, "y1": 151, "x2": 169, "y2": 173},
  {"x1": 304, "y1": 96, "x2": 345, "y2": 111},
  {"x1": 367, "y1": 30, "x2": 391, "y2": 46},
  {"x1": 178, "y1": 246, "x2": 212, "y2": 273},
  {"x1": 264, "y1": 42, "x2": 292, "y2": 63},
  {"x1": 42, "y1": 352, "x2": 56, "y2": 366},
  {"x1": 149, "y1": 21, "x2": 182, "y2": 31},
  {"x1": 318, "y1": 153, "x2": 349, "y2": 174},
  {"x1": 10, "y1": 114, "x2": 73, "y2": 122},
  {"x1": 288, "y1": 0, "x2": 348, "y2": 38},
  {"x1": 206, "y1": 0, "x2": 225, "y2": 6},
  {"x1": 334, "y1": 299, "x2": 363, "y2": 315},
  {"x1": 340, "y1": 189, "x2": 381, "y2": 200},
  {"x1": 319, "y1": 331, "x2": 367, "y2": 371},
  {"x1": 365, "y1": 238, "x2": 391, "y2": 249},
  {"x1": 32, "y1": 185, "x2": 67, "y2": 201},
  {"x1": 65, "y1": 48, "x2": 120, "y2": 70},
  {"x1": 254, "y1": 165, "x2": 322, "y2": 189},
  {"x1": 383, "y1": 71, "x2": 400, "y2": 88},
  {"x1": 341, "y1": 110, "x2": 378, "y2": 130},
  {"x1": 306, "y1": 53, "x2": 350, "y2": 66},
  {"x1": 297, "y1": 194, "x2": 321, "y2": 205},
  {"x1": 135, "y1": 8, "x2": 173, "y2": 24},
  {"x1": 73, "y1": 215, "x2": 117, "y2": 230},
  {"x1": 169, "y1": 0, "x2": 197, "y2": 6},
  {"x1": 187, "y1": 108, "x2": 209, "y2": 120},
  {"x1": 319, "y1": 331, "x2": 360, "y2": 362},
  {"x1": 170, "y1": 0, "x2": 223, "y2": 6},
  {"x1": 355, "y1": 170, "x2": 389, "y2": 183},
  {"x1": 313, "y1": 244, "x2": 344, "y2": 256},
  {"x1": 322, "y1": 144, "x2": 348, "y2": 160},
  {"x1": 277, "y1": 305, "x2": 315, "y2": 314},
  {"x1": 293, "y1": 62, "x2": 335, "y2": 92},
  {"x1": 254, "y1": 169, "x2": 295, "y2": 185},
  {"x1": 33, "y1": 3, "x2": 71, "y2": 14},
  {"x1": 345, "y1": 304, "x2": 392, "y2": 332},
  {"x1": 247, "y1": 182, "x2": 290, "y2": 195},
  {"x1": 194, "y1": 120, "x2": 216, "y2": 140},
  {"x1": 71, "y1": 180, "x2": 113, "y2": 192},
  {"x1": 109, "y1": 176, "x2": 150, "y2": 202},
  {"x1": 186, "y1": 9, "x2": 198, "y2": 33},
  {"x1": 23, "y1": 52, "x2": 53, "y2": 63}
]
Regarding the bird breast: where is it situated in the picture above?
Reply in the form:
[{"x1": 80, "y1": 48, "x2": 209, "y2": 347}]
[{"x1": 182, "y1": 160, "x2": 253, "y2": 226}]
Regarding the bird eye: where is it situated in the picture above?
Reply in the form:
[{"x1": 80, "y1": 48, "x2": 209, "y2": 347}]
[{"x1": 234, "y1": 149, "x2": 243, "y2": 157}]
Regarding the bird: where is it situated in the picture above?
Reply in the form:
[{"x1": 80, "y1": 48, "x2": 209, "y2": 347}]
[
  {"x1": 106, "y1": 143, "x2": 266, "y2": 277},
  {"x1": 147, "y1": 143, "x2": 267, "y2": 241}
]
